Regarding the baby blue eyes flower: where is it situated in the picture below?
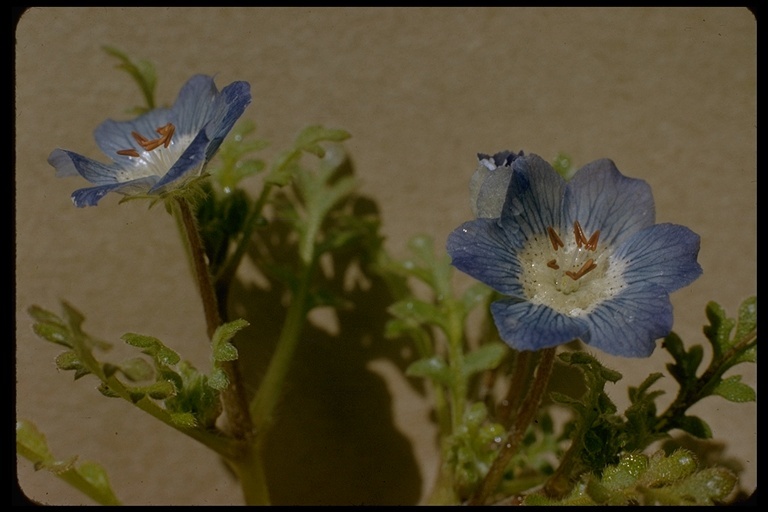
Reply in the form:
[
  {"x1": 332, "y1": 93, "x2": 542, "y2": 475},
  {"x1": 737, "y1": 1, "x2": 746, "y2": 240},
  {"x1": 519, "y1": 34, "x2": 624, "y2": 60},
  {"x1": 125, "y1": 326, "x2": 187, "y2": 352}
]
[
  {"x1": 48, "y1": 74, "x2": 251, "y2": 207},
  {"x1": 447, "y1": 151, "x2": 703, "y2": 358}
]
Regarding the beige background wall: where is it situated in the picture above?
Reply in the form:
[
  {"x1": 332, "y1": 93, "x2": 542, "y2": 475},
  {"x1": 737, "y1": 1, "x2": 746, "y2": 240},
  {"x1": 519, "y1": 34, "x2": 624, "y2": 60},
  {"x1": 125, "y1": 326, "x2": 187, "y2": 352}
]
[{"x1": 15, "y1": 7, "x2": 755, "y2": 505}]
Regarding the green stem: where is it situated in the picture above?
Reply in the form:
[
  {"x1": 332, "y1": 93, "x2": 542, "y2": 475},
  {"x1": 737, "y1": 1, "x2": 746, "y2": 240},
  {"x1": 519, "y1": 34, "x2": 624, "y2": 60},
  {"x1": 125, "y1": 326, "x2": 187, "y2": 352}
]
[
  {"x1": 215, "y1": 183, "x2": 274, "y2": 289},
  {"x1": 249, "y1": 264, "x2": 312, "y2": 435},
  {"x1": 230, "y1": 444, "x2": 271, "y2": 505},
  {"x1": 105, "y1": 375, "x2": 240, "y2": 459},
  {"x1": 445, "y1": 299, "x2": 467, "y2": 433},
  {"x1": 468, "y1": 347, "x2": 556, "y2": 505},
  {"x1": 16, "y1": 444, "x2": 122, "y2": 505},
  {"x1": 656, "y1": 327, "x2": 757, "y2": 435}
]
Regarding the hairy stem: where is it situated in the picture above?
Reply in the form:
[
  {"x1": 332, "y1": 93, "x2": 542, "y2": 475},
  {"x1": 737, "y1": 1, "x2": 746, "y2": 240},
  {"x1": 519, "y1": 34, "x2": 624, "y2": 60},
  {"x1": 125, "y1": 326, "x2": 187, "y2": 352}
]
[
  {"x1": 468, "y1": 347, "x2": 556, "y2": 505},
  {"x1": 175, "y1": 197, "x2": 252, "y2": 440}
]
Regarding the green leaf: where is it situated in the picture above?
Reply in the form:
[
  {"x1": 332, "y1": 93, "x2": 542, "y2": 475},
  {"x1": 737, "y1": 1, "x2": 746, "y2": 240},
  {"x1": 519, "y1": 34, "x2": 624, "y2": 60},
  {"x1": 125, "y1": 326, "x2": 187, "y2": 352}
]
[
  {"x1": 462, "y1": 342, "x2": 508, "y2": 378},
  {"x1": 552, "y1": 152, "x2": 576, "y2": 180},
  {"x1": 734, "y1": 296, "x2": 757, "y2": 341},
  {"x1": 675, "y1": 415, "x2": 712, "y2": 439},
  {"x1": 211, "y1": 319, "x2": 248, "y2": 362},
  {"x1": 388, "y1": 299, "x2": 446, "y2": 331},
  {"x1": 54, "y1": 351, "x2": 91, "y2": 380},
  {"x1": 164, "y1": 361, "x2": 222, "y2": 429},
  {"x1": 711, "y1": 375, "x2": 756, "y2": 402},
  {"x1": 266, "y1": 125, "x2": 350, "y2": 186},
  {"x1": 102, "y1": 45, "x2": 157, "y2": 111},
  {"x1": 27, "y1": 304, "x2": 65, "y2": 324},
  {"x1": 96, "y1": 383, "x2": 121, "y2": 398},
  {"x1": 117, "y1": 357, "x2": 155, "y2": 382},
  {"x1": 406, "y1": 356, "x2": 450, "y2": 386},
  {"x1": 531, "y1": 449, "x2": 736, "y2": 505},
  {"x1": 168, "y1": 412, "x2": 198, "y2": 428},
  {"x1": 121, "y1": 333, "x2": 181, "y2": 366},
  {"x1": 703, "y1": 301, "x2": 735, "y2": 359},
  {"x1": 16, "y1": 420, "x2": 121, "y2": 505},
  {"x1": 461, "y1": 282, "x2": 493, "y2": 312},
  {"x1": 207, "y1": 367, "x2": 230, "y2": 391}
]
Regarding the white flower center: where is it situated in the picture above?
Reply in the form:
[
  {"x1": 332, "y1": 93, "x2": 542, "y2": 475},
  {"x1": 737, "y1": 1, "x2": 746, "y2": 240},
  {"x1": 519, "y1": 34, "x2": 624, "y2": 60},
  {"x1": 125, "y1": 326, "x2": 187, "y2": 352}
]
[
  {"x1": 115, "y1": 123, "x2": 197, "y2": 181},
  {"x1": 518, "y1": 221, "x2": 627, "y2": 317}
]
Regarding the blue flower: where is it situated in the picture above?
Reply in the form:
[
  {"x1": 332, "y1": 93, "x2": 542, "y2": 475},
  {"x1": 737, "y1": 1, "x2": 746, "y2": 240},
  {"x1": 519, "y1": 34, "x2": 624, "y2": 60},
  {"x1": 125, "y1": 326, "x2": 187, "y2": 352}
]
[
  {"x1": 447, "y1": 152, "x2": 702, "y2": 358},
  {"x1": 48, "y1": 75, "x2": 251, "y2": 207}
]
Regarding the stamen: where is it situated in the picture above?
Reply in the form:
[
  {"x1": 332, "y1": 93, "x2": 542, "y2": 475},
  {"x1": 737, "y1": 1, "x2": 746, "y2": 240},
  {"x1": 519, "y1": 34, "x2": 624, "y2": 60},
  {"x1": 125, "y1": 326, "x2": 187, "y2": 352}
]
[
  {"x1": 547, "y1": 226, "x2": 564, "y2": 251},
  {"x1": 159, "y1": 123, "x2": 175, "y2": 148},
  {"x1": 546, "y1": 259, "x2": 559, "y2": 270},
  {"x1": 573, "y1": 221, "x2": 588, "y2": 248},
  {"x1": 131, "y1": 131, "x2": 150, "y2": 145},
  {"x1": 141, "y1": 138, "x2": 165, "y2": 151},
  {"x1": 565, "y1": 258, "x2": 597, "y2": 281},
  {"x1": 585, "y1": 230, "x2": 601, "y2": 251},
  {"x1": 120, "y1": 124, "x2": 176, "y2": 155}
]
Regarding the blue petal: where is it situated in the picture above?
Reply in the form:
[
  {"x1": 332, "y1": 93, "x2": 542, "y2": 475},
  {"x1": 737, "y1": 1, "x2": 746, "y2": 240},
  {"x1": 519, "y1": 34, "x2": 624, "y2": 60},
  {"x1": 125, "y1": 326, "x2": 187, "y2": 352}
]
[
  {"x1": 48, "y1": 149, "x2": 128, "y2": 184},
  {"x1": 71, "y1": 176, "x2": 159, "y2": 207},
  {"x1": 447, "y1": 218, "x2": 525, "y2": 296},
  {"x1": 148, "y1": 129, "x2": 209, "y2": 193},
  {"x1": 500, "y1": 154, "x2": 566, "y2": 239},
  {"x1": 172, "y1": 75, "x2": 221, "y2": 136},
  {"x1": 613, "y1": 223, "x2": 702, "y2": 293},
  {"x1": 203, "y1": 80, "x2": 252, "y2": 160},
  {"x1": 93, "y1": 108, "x2": 172, "y2": 165},
  {"x1": 581, "y1": 283, "x2": 673, "y2": 357},
  {"x1": 564, "y1": 159, "x2": 655, "y2": 247},
  {"x1": 491, "y1": 299, "x2": 588, "y2": 352}
]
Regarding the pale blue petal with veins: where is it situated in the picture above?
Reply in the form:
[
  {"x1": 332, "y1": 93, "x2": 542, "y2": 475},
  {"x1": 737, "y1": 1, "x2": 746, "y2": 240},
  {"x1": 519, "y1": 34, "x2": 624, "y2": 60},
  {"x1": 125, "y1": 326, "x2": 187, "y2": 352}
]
[
  {"x1": 448, "y1": 152, "x2": 702, "y2": 358},
  {"x1": 48, "y1": 75, "x2": 251, "y2": 207}
]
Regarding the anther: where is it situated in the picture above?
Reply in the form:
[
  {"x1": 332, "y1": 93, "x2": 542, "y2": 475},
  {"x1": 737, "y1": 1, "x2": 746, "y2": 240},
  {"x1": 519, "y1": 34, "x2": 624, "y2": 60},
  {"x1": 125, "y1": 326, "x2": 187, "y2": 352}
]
[
  {"x1": 565, "y1": 258, "x2": 597, "y2": 281},
  {"x1": 573, "y1": 221, "x2": 588, "y2": 248},
  {"x1": 120, "y1": 124, "x2": 176, "y2": 156},
  {"x1": 131, "y1": 131, "x2": 150, "y2": 145},
  {"x1": 585, "y1": 230, "x2": 601, "y2": 251},
  {"x1": 546, "y1": 259, "x2": 560, "y2": 270},
  {"x1": 547, "y1": 226, "x2": 564, "y2": 251}
]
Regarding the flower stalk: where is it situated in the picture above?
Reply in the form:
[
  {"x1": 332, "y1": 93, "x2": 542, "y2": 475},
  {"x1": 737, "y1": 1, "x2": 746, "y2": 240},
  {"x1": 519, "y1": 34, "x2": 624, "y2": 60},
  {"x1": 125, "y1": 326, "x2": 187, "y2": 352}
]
[
  {"x1": 175, "y1": 196, "x2": 253, "y2": 440},
  {"x1": 468, "y1": 346, "x2": 556, "y2": 505}
]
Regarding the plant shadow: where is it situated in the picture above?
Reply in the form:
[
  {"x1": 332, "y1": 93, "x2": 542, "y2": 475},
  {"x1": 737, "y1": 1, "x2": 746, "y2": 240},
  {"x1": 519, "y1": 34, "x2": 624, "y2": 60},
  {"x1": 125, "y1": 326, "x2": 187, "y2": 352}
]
[{"x1": 226, "y1": 161, "x2": 424, "y2": 505}]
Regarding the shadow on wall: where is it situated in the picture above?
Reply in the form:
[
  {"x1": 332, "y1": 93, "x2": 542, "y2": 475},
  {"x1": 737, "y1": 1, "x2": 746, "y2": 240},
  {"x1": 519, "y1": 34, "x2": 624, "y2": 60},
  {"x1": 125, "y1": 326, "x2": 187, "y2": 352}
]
[{"x1": 227, "y1": 168, "x2": 424, "y2": 505}]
